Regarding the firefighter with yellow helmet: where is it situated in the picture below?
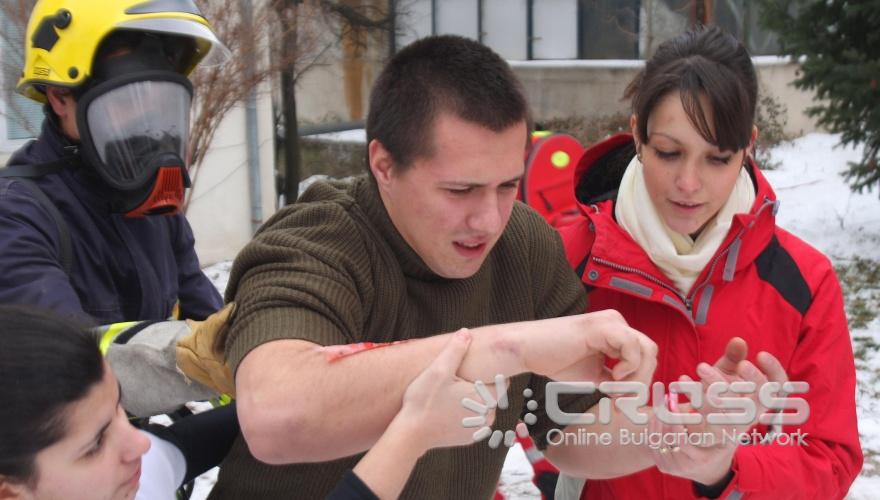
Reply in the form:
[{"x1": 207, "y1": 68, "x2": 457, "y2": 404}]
[
  {"x1": 0, "y1": 0, "x2": 229, "y2": 413},
  {"x1": 14, "y1": 0, "x2": 228, "y2": 216}
]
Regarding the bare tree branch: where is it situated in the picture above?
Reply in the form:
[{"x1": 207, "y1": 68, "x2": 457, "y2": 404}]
[{"x1": 319, "y1": 0, "x2": 393, "y2": 31}]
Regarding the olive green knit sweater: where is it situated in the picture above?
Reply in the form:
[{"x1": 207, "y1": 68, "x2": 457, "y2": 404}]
[{"x1": 209, "y1": 176, "x2": 589, "y2": 499}]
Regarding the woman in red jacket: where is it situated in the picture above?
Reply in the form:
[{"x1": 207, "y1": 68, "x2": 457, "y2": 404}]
[{"x1": 554, "y1": 26, "x2": 862, "y2": 499}]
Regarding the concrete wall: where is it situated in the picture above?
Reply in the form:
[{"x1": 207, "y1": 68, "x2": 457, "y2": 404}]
[
  {"x1": 185, "y1": 83, "x2": 276, "y2": 265},
  {"x1": 753, "y1": 57, "x2": 818, "y2": 137},
  {"x1": 299, "y1": 53, "x2": 819, "y2": 139},
  {"x1": 510, "y1": 59, "x2": 643, "y2": 124},
  {"x1": 511, "y1": 56, "x2": 819, "y2": 138}
]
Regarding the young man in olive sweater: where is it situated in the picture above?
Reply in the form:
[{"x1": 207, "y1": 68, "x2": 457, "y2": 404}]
[{"x1": 208, "y1": 36, "x2": 656, "y2": 499}]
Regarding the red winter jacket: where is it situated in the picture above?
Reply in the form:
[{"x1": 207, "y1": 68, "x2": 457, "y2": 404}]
[{"x1": 559, "y1": 134, "x2": 862, "y2": 499}]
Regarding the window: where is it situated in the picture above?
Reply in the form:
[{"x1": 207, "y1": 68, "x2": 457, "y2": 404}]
[
  {"x1": 578, "y1": 0, "x2": 640, "y2": 59},
  {"x1": 1, "y1": 6, "x2": 43, "y2": 152},
  {"x1": 634, "y1": 0, "x2": 780, "y2": 59}
]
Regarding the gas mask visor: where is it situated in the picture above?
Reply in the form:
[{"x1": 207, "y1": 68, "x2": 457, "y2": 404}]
[{"x1": 77, "y1": 71, "x2": 193, "y2": 216}]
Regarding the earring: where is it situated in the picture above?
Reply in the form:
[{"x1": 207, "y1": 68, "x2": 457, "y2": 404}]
[{"x1": 636, "y1": 145, "x2": 643, "y2": 162}]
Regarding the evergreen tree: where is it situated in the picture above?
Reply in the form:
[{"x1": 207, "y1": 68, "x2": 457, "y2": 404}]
[{"x1": 759, "y1": 0, "x2": 880, "y2": 196}]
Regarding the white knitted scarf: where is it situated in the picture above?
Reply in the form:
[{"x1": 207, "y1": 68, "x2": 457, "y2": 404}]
[{"x1": 614, "y1": 155, "x2": 755, "y2": 295}]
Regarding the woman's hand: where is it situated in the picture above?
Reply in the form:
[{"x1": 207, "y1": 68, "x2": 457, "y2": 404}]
[
  {"x1": 649, "y1": 339, "x2": 790, "y2": 486},
  {"x1": 391, "y1": 329, "x2": 495, "y2": 452},
  {"x1": 352, "y1": 329, "x2": 493, "y2": 500},
  {"x1": 648, "y1": 407, "x2": 737, "y2": 486},
  {"x1": 680, "y1": 345, "x2": 789, "y2": 443}
]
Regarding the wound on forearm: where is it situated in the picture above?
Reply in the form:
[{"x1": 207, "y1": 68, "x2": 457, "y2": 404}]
[{"x1": 318, "y1": 340, "x2": 410, "y2": 362}]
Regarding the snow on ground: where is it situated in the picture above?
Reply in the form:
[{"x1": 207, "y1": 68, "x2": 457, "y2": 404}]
[
  {"x1": 497, "y1": 443, "x2": 543, "y2": 498},
  {"x1": 201, "y1": 260, "x2": 232, "y2": 300},
  {"x1": 851, "y1": 315, "x2": 880, "y2": 499},
  {"x1": 195, "y1": 133, "x2": 879, "y2": 499},
  {"x1": 307, "y1": 128, "x2": 367, "y2": 143},
  {"x1": 192, "y1": 468, "x2": 219, "y2": 499},
  {"x1": 763, "y1": 133, "x2": 880, "y2": 261},
  {"x1": 765, "y1": 134, "x2": 879, "y2": 499}
]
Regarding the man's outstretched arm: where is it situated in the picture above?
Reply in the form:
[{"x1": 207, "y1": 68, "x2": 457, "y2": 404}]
[{"x1": 236, "y1": 310, "x2": 656, "y2": 464}]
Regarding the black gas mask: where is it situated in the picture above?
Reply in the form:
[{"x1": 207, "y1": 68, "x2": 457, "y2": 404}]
[{"x1": 76, "y1": 36, "x2": 192, "y2": 216}]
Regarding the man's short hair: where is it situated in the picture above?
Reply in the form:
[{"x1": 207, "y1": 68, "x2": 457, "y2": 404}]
[{"x1": 366, "y1": 35, "x2": 529, "y2": 173}]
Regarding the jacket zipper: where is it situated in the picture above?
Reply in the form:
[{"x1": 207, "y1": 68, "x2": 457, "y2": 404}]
[
  {"x1": 591, "y1": 197, "x2": 776, "y2": 316},
  {"x1": 591, "y1": 256, "x2": 693, "y2": 310},
  {"x1": 685, "y1": 197, "x2": 775, "y2": 306}
]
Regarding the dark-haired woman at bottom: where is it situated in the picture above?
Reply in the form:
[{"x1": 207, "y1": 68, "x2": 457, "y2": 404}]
[{"x1": 0, "y1": 306, "x2": 480, "y2": 500}]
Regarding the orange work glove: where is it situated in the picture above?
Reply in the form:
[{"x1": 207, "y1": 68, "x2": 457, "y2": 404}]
[{"x1": 176, "y1": 302, "x2": 237, "y2": 397}]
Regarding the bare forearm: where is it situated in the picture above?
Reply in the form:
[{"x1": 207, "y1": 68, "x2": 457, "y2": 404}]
[
  {"x1": 237, "y1": 324, "x2": 529, "y2": 463},
  {"x1": 237, "y1": 312, "x2": 649, "y2": 464}
]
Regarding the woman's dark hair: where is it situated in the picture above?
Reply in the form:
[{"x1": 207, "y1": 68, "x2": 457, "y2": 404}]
[
  {"x1": 625, "y1": 25, "x2": 758, "y2": 152},
  {"x1": 0, "y1": 306, "x2": 104, "y2": 483},
  {"x1": 367, "y1": 35, "x2": 529, "y2": 172}
]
